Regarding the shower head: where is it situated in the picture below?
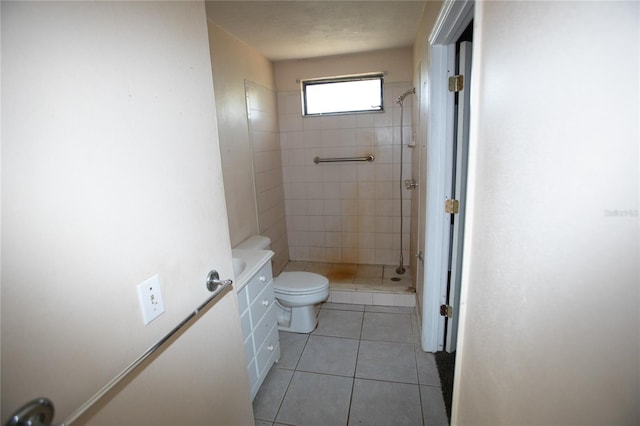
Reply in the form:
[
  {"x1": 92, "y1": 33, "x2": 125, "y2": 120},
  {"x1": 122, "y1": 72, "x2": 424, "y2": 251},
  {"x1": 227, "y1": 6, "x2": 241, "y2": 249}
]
[{"x1": 396, "y1": 88, "x2": 416, "y2": 104}]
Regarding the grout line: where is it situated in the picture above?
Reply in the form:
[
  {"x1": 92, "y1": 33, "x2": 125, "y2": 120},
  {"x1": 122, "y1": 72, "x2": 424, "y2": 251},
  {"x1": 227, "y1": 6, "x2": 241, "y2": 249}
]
[
  {"x1": 268, "y1": 334, "x2": 310, "y2": 424},
  {"x1": 310, "y1": 334, "x2": 362, "y2": 341},
  {"x1": 277, "y1": 372, "x2": 295, "y2": 419},
  {"x1": 291, "y1": 369, "x2": 358, "y2": 381},
  {"x1": 345, "y1": 343, "x2": 360, "y2": 426},
  {"x1": 256, "y1": 303, "x2": 443, "y2": 426},
  {"x1": 421, "y1": 383, "x2": 444, "y2": 389},
  {"x1": 413, "y1": 339, "x2": 427, "y2": 426},
  {"x1": 345, "y1": 305, "x2": 367, "y2": 426},
  {"x1": 358, "y1": 337, "x2": 415, "y2": 344},
  {"x1": 417, "y1": 384, "x2": 426, "y2": 426},
  {"x1": 351, "y1": 375, "x2": 422, "y2": 387},
  {"x1": 292, "y1": 333, "x2": 310, "y2": 372}
]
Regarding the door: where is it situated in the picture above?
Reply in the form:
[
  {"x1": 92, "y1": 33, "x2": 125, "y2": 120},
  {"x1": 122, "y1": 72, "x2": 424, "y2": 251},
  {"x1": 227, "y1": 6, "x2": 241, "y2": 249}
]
[{"x1": 445, "y1": 41, "x2": 473, "y2": 352}]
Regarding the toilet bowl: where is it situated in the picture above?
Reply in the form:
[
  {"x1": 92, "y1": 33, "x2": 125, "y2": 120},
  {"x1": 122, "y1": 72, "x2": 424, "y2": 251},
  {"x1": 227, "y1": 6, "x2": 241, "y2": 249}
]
[
  {"x1": 235, "y1": 236, "x2": 329, "y2": 333},
  {"x1": 273, "y1": 271, "x2": 329, "y2": 333}
]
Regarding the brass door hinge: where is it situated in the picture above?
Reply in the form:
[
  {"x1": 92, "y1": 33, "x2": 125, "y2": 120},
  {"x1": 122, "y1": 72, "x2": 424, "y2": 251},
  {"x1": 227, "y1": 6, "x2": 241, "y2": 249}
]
[
  {"x1": 448, "y1": 75, "x2": 464, "y2": 92},
  {"x1": 445, "y1": 199, "x2": 459, "y2": 214},
  {"x1": 440, "y1": 304, "x2": 453, "y2": 318}
]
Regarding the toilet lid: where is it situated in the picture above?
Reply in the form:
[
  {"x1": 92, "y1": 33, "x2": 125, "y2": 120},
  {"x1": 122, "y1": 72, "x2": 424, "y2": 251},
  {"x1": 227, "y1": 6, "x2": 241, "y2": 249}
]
[{"x1": 274, "y1": 272, "x2": 329, "y2": 294}]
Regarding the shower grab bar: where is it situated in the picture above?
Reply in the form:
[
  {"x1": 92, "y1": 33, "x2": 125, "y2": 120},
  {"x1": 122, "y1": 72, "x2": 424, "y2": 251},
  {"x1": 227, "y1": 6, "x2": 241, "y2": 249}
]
[
  {"x1": 313, "y1": 154, "x2": 374, "y2": 164},
  {"x1": 58, "y1": 277, "x2": 233, "y2": 425}
]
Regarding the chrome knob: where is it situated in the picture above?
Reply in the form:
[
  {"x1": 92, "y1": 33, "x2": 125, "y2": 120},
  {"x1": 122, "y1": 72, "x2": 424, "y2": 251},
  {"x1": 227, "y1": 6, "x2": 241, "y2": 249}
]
[
  {"x1": 6, "y1": 398, "x2": 54, "y2": 426},
  {"x1": 206, "y1": 270, "x2": 233, "y2": 292}
]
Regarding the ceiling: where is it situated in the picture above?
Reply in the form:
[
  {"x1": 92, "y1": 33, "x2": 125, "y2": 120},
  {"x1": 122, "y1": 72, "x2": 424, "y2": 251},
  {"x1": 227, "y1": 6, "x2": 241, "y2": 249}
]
[{"x1": 204, "y1": 1, "x2": 427, "y2": 61}]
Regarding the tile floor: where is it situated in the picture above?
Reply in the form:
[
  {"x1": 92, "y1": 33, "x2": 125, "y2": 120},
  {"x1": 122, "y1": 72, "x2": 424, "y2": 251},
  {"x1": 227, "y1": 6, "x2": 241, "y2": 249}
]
[
  {"x1": 283, "y1": 262, "x2": 416, "y2": 308},
  {"x1": 252, "y1": 302, "x2": 449, "y2": 426}
]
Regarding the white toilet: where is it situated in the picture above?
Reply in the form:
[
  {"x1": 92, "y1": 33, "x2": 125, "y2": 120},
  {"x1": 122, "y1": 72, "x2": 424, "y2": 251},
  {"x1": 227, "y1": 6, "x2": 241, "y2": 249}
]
[{"x1": 236, "y1": 236, "x2": 329, "y2": 333}]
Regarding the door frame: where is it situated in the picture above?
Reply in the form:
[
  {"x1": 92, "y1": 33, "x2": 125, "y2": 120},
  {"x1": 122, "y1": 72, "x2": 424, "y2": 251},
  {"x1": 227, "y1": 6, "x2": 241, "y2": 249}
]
[{"x1": 421, "y1": 0, "x2": 474, "y2": 352}]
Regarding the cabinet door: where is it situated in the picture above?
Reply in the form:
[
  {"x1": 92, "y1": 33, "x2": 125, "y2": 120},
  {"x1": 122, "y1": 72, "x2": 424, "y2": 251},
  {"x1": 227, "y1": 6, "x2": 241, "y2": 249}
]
[
  {"x1": 240, "y1": 309, "x2": 252, "y2": 338},
  {"x1": 237, "y1": 285, "x2": 249, "y2": 313},
  {"x1": 256, "y1": 325, "x2": 280, "y2": 377},
  {"x1": 253, "y1": 302, "x2": 278, "y2": 350},
  {"x1": 243, "y1": 332, "x2": 255, "y2": 364},
  {"x1": 247, "y1": 358, "x2": 259, "y2": 395},
  {"x1": 246, "y1": 263, "x2": 273, "y2": 301}
]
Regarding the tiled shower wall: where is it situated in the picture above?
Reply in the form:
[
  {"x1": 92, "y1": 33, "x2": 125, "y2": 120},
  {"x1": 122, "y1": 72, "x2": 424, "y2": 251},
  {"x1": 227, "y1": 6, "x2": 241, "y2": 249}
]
[
  {"x1": 246, "y1": 81, "x2": 289, "y2": 274},
  {"x1": 277, "y1": 82, "x2": 414, "y2": 265}
]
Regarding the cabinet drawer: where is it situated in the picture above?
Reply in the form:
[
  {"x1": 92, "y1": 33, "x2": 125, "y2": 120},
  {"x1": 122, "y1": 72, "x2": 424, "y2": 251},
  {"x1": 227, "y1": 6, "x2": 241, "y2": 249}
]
[
  {"x1": 253, "y1": 302, "x2": 278, "y2": 350},
  {"x1": 249, "y1": 282, "x2": 275, "y2": 327},
  {"x1": 237, "y1": 285, "x2": 249, "y2": 313},
  {"x1": 246, "y1": 262, "x2": 273, "y2": 301},
  {"x1": 247, "y1": 358, "x2": 258, "y2": 393},
  {"x1": 240, "y1": 309, "x2": 251, "y2": 338},
  {"x1": 243, "y1": 334, "x2": 254, "y2": 365},
  {"x1": 256, "y1": 324, "x2": 280, "y2": 376}
]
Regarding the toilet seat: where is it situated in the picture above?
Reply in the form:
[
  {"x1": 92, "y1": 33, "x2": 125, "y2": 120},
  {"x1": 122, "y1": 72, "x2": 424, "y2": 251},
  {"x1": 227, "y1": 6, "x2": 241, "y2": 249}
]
[{"x1": 274, "y1": 272, "x2": 329, "y2": 296}]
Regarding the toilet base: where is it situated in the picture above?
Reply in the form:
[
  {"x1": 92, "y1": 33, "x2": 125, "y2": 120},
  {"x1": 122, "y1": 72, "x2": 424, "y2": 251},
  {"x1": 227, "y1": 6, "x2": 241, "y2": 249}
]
[{"x1": 276, "y1": 302, "x2": 318, "y2": 333}]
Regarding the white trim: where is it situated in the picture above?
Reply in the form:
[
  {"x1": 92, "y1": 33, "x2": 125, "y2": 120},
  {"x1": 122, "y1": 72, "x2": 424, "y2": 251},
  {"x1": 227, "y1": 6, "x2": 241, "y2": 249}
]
[{"x1": 429, "y1": 0, "x2": 474, "y2": 45}]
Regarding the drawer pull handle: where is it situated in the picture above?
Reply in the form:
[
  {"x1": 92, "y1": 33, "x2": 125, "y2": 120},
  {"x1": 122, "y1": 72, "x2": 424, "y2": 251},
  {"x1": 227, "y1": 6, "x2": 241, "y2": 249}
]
[
  {"x1": 267, "y1": 345, "x2": 274, "y2": 351},
  {"x1": 262, "y1": 300, "x2": 269, "y2": 306},
  {"x1": 259, "y1": 275, "x2": 267, "y2": 282}
]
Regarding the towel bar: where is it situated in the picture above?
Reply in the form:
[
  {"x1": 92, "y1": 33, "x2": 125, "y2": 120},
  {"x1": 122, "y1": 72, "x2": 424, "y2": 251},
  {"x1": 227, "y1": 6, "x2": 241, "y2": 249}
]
[
  {"x1": 313, "y1": 155, "x2": 374, "y2": 164},
  {"x1": 60, "y1": 280, "x2": 233, "y2": 425},
  {"x1": 6, "y1": 276, "x2": 234, "y2": 426}
]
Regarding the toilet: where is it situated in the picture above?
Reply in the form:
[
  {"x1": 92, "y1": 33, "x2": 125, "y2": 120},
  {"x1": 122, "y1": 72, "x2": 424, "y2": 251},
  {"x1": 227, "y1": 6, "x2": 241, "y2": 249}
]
[{"x1": 236, "y1": 236, "x2": 329, "y2": 333}]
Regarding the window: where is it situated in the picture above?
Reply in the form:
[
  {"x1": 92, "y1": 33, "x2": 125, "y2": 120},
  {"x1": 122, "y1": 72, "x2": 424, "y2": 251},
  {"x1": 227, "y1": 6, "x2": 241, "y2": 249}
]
[{"x1": 302, "y1": 74, "x2": 384, "y2": 116}]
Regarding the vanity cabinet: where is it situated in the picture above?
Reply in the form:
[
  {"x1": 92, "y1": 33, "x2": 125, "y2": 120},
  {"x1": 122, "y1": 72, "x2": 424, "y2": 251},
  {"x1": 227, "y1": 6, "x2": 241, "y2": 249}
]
[{"x1": 237, "y1": 259, "x2": 280, "y2": 400}]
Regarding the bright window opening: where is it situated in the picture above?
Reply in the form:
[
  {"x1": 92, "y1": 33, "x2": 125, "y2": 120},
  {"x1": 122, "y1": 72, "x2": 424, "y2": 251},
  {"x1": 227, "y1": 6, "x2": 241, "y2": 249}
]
[{"x1": 302, "y1": 75, "x2": 384, "y2": 116}]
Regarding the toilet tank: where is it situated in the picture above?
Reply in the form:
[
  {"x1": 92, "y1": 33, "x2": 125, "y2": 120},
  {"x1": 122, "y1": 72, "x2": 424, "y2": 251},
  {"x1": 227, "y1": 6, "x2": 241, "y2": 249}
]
[{"x1": 235, "y1": 235, "x2": 271, "y2": 250}]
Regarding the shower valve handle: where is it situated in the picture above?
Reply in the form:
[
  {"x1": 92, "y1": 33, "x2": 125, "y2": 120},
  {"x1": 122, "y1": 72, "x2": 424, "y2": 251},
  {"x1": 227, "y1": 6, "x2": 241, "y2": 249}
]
[{"x1": 405, "y1": 179, "x2": 418, "y2": 189}]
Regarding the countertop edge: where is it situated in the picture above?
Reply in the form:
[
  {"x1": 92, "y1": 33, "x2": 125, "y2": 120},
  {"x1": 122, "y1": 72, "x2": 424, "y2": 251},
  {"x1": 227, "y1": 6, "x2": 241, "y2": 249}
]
[{"x1": 232, "y1": 249, "x2": 274, "y2": 292}]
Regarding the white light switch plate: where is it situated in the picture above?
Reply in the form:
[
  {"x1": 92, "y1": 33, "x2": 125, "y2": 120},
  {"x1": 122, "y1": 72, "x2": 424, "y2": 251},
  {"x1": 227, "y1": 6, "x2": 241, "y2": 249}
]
[{"x1": 136, "y1": 274, "x2": 165, "y2": 325}]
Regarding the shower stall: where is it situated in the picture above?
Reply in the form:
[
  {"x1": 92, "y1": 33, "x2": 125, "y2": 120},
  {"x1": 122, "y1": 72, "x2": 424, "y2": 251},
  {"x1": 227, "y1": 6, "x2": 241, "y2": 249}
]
[
  {"x1": 275, "y1": 82, "x2": 417, "y2": 296},
  {"x1": 209, "y1": 31, "x2": 420, "y2": 306}
]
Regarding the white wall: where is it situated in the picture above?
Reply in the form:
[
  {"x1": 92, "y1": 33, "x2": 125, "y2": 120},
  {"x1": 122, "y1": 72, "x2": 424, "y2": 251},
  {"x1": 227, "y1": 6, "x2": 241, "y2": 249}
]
[
  {"x1": 1, "y1": 2, "x2": 252, "y2": 424},
  {"x1": 246, "y1": 80, "x2": 290, "y2": 273},
  {"x1": 206, "y1": 21, "x2": 290, "y2": 274},
  {"x1": 206, "y1": 22, "x2": 268, "y2": 246},
  {"x1": 454, "y1": 1, "x2": 639, "y2": 424}
]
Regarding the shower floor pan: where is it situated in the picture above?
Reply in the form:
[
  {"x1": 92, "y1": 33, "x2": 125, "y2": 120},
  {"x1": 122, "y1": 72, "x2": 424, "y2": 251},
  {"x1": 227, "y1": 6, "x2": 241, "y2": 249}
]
[{"x1": 282, "y1": 261, "x2": 415, "y2": 308}]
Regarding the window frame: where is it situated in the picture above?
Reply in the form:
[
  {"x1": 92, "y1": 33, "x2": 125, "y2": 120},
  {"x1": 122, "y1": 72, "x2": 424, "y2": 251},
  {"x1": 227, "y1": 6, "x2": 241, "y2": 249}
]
[{"x1": 301, "y1": 73, "x2": 385, "y2": 117}]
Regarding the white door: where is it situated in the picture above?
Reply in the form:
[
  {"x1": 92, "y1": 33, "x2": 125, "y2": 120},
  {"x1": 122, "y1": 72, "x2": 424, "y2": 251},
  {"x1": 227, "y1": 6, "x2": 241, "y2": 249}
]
[{"x1": 445, "y1": 41, "x2": 473, "y2": 352}]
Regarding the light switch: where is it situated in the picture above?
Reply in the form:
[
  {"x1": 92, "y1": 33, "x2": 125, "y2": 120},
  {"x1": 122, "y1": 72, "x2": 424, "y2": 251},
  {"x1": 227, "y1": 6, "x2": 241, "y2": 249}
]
[{"x1": 136, "y1": 274, "x2": 165, "y2": 325}]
